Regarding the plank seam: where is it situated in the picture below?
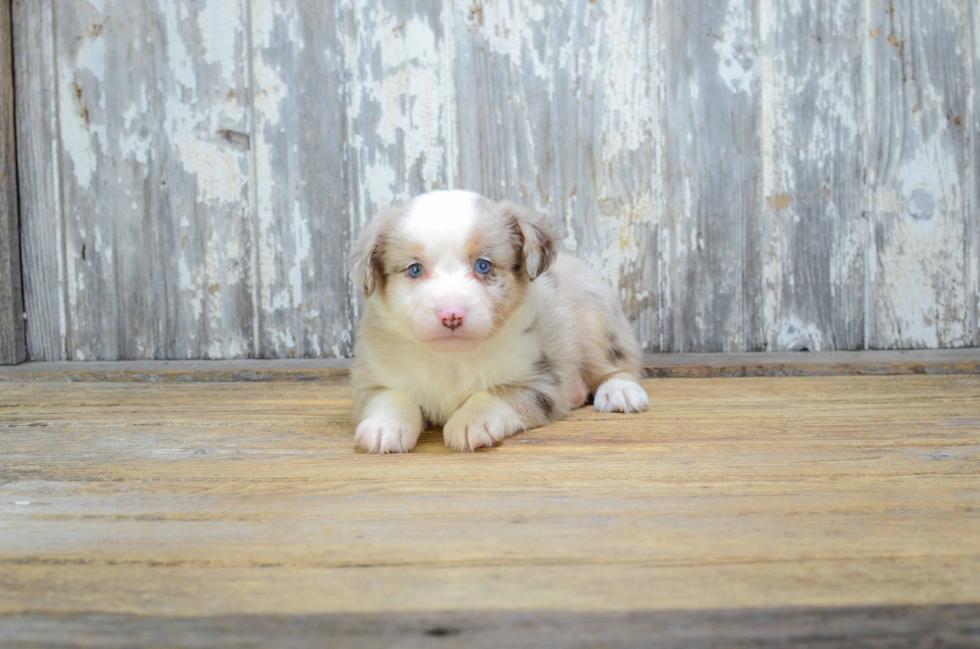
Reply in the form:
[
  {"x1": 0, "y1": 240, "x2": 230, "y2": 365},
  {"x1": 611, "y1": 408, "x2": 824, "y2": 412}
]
[
  {"x1": 758, "y1": 0, "x2": 772, "y2": 352},
  {"x1": 441, "y1": 1, "x2": 459, "y2": 192},
  {"x1": 2, "y1": 350, "x2": 978, "y2": 382},
  {"x1": 652, "y1": 0, "x2": 667, "y2": 355},
  {"x1": 244, "y1": 0, "x2": 262, "y2": 359},
  {"x1": 655, "y1": 0, "x2": 669, "y2": 354},
  {"x1": 969, "y1": 0, "x2": 978, "y2": 347},
  {"x1": 48, "y1": 0, "x2": 70, "y2": 362},
  {"x1": 861, "y1": 0, "x2": 874, "y2": 351},
  {"x1": 5, "y1": 0, "x2": 26, "y2": 364},
  {"x1": 338, "y1": 0, "x2": 357, "y2": 356}
]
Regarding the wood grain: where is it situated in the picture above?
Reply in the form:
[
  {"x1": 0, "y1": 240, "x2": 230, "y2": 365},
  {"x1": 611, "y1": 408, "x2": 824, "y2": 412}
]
[
  {"x1": 341, "y1": 0, "x2": 456, "y2": 226},
  {"x1": 251, "y1": 0, "x2": 352, "y2": 358},
  {"x1": 660, "y1": 0, "x2": 764, "y2": 353},
  {"x1": 0, "y1": 0, "x2": 24, "y2": 365},
  {"x1": 12, "y1": 0, "x2": 65, "y2": 362},
  {"x1": 53, "y1": 0, "x2": 255, "y2": 360},
  {"x1": 0, "y1": 374, "x2": 978, "y2": 645},
  {"x1": 866, "y1": 0, "x2": 974, "y2": 349},
  {"x1": 760, "y1": 0, "x2": 866, "y2": 351}
]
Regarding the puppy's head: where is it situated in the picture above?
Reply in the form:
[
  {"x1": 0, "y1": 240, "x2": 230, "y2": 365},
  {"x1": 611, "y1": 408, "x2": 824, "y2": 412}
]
[{"x1": 350, "y1": 191, "x2": 557, "y2": 352}]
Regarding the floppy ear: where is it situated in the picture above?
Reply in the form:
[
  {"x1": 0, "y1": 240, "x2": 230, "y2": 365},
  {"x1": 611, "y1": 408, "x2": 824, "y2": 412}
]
[
  {"x1": 349, "y1": 207, "x2": 400, "y2": 297},
  {"x1": 503, "y1": 201, "x2": 558, "y2": 280}
]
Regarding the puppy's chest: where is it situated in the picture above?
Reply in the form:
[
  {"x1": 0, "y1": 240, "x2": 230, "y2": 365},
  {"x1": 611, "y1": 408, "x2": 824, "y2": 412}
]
[{"x1": 384, "y1": 340, "x2": 538, "y2": 424}]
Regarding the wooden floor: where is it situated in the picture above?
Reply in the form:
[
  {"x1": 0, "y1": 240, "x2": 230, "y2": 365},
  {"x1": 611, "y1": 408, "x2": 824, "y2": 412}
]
[{"x1": 1, "y1": 371, "x2": 979, "y2": 647}]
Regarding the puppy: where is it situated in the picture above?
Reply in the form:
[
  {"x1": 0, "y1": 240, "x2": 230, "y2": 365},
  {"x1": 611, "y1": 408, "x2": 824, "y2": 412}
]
[{"x1": 349, "y1": 190, "x2": 649, "y2": 453}]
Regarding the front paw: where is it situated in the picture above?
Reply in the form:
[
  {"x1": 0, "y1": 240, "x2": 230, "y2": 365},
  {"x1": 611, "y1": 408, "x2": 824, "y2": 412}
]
[
  {"x1": 355, "y1": 416, "x2": 420, "y2": 454},
  {"x1": 594, "y1": 378, "x2": 650, "y2": 413},
  {"x1": 443, "y1": 408, "x2": 510, "y2": 452}
]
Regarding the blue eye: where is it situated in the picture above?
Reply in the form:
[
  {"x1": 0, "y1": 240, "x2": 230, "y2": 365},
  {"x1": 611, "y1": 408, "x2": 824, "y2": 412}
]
[
  {"x1": 475, "y1": 259, "x2": 492, "y2": 275},
  {"x1": 408, "y1": 263, "x2": 424, "y2": 278}
]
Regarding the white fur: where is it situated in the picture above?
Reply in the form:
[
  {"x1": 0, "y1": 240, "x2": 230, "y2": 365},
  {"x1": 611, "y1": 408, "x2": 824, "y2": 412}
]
[
  {"x1": 355, "y1": 391, "x2": 424, "y2": 453},
  {"x1": 402, "y1": 190, "x2": 479, "y2": 250},
  {"x1": 443, "y1": 391, "x2": 525, "y2": 452},
  {"x1": 594, "y1": 378, "x2": 650, "y2": 414},
  {"x1": 362, "y1": 296, "x2": 539, "y2": 425}
]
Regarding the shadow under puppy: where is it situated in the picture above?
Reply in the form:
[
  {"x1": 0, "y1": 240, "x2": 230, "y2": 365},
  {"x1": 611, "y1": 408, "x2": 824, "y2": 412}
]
[{"x1": 350, "y1": 190, "x2": 649, "y2": 453}]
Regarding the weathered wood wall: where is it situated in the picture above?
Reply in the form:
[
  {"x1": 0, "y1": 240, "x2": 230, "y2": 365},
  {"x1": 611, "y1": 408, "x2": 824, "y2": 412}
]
[
  {"x1": 12, "y1": 0, "x2": 979, "y2": 360},
  {"x1": 0, "y1": 0, "x2": 25, "y2": 364}
]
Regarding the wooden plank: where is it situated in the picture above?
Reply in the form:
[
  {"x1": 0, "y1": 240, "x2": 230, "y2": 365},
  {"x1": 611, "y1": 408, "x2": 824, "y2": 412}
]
[
  {"x1": 2, "y1": 349, "x2": 980, "y2": 382},
  {"x1": 3, "y1": 605, "x2": 979, "y2": 649},
  {"x1": 0, "y1": 358, "x2": 353, "y2": 383},
  {"x1": 637, "y1": 348, "x2": 980, "y2": 378},
  {"x1": 250, "y1": 0, "x2": 351, "y2": 359},
  {"x1": 53, "y1": 0, "x2": 255, "y2": 360},
  {"x1": 0, "y1": 0, "x2": 24, "y2": 364},
  {"x1": 12, "y1": 0, "x2": 65, "y2": 361},
  {"x1": 0, "y1": 375, "x2": 978, "y2": 646},
  {"x1": 340, "y1": 0, "x2": 457, "y2": 221},
  {"x1": 454, "y1": 0, "x2": 662, "y2": 351},
  {"x1": 660, "y1": 0, "x2": 764, "y2": 353},
  {"x1": 866, "y1": 0, "x2": 973, "y2": 349},
  {"x1": 759, "y1": 0, "x2": 866, "y2": 351},
  {"x1": 341, "y1": 0, "x2": 457, "y2": 223},
  {"x1": 972, "y1": 0, "x2": 979, "y2": 347}
]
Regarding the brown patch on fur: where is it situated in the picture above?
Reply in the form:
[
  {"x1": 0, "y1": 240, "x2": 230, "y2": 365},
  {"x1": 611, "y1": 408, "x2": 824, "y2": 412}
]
[
  {"x1": 534, "y1": 354, "x2": 561, "y2": 386},
  {"x1": 349, "y1": 204, "x2": 408, "y2": 297},
  {"x1": 509, "y1": 227, "x2": 526, "y2": 278},
  {"x1": 379, "y1": 235, "x2": 427, "y2": 275},
  {"x1": 490, "y1": 384, "x2": 560, "y2": 427},
  {"x1": 375, "y1": 236, "x2": 427, "y2": 298},
  {"x1": 533, "y1": 391, "x2": 555, "y2": 418},
  {"x1": 469, "y1": 197, "x2": 534, "y2": 331},
  {"x1": 501, "y1": 202, "x2": 558, "y2": 280},
  {"x1": 465, "y1": 228, "x2": 490, "y2": 260},
  {"x1": 368, "y1": 224, "x2": 432, "y2": 303},
  {"x1": 607, "y1": 332, "x2": 626, "y2": 362},
  {"x1": 486, "y1": 263, "x2": 524, "y2": 332},
  {"x1": 370, "y1": 241, "x2": 389, "y2": 295}
]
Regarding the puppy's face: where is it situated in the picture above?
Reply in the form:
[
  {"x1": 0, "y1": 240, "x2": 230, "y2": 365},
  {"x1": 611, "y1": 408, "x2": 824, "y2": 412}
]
[{"x1": 351, "y1": 191, "x2": 557, "y2": 352}]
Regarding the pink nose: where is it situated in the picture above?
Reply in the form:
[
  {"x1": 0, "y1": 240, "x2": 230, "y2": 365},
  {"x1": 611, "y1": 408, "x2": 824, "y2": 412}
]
[{"x1": 439, "y1": 307, "x2": 466, "y2": 331}]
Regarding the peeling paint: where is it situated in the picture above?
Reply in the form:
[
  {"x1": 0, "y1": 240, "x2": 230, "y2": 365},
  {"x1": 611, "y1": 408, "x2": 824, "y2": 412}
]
[
  {"x1": 344, "y1": 1, "x2": 455, "y2": 225},
  {"x1": 870, "y1": 23, "x2": 972, "y2": 350},
  {"x1": 713, "y1": 0, "x2": 757, "y2": 95},
  {"x1": 596, "y1": 1, "x2": 656, "y2": 163},
  {"x1": 594, "y1": 192, "x2": 654, "y2": 291},
  {"x1": 473, "y1": 0, "x2": 550, "y2": 83},
  {"x1": 776, "y1": 316, "x2": 824, "y2": 351},
  {"x1": 23, "y1": 0, "x2": 979, "y2": 360},
  {"x1": 197, "y1": 0, "x2": 242, "y2": 81},
  {"x1": 59, "y1": 34, "x2": 106, "y2": 190},
  {"x1": 251, "y1": 54, "x2": 287, "y2": 128},
  {"x1": 250, "y1": 0, "x2": 353, "y2": 358},
  {"x1": 167, "y1": 100, "x2": 249, "y2": 206},
  {"x1": 52, "y1": 0, "x2": 255, "y2": 360},
  {"x1": 760, "y1": 0, "x2": 865, "y2": 351}
]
